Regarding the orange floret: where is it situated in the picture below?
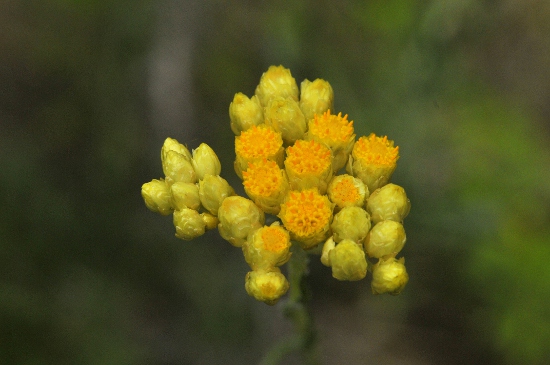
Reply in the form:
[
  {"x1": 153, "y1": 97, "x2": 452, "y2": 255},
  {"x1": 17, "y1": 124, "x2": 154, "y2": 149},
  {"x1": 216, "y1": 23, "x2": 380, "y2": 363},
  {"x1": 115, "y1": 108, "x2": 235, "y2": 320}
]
[
  {"x1": 243, "y1": 159, "x2": 284, "y2": 198},
  {"x1": 235, "y1": 125, "x2": 283, "y2": 160},
  {"x1": 285, "y1": 139, "x2": 331, "y2": 175},
  {"x1": 309, "y1": 110, "x2": 354, "y2": 143},
  {"x1": 353, "y1": 133, "x2": 399, "y2": 166},
  {"x1": 261, "y1": 226, "x2": 289, "y2": 253}
]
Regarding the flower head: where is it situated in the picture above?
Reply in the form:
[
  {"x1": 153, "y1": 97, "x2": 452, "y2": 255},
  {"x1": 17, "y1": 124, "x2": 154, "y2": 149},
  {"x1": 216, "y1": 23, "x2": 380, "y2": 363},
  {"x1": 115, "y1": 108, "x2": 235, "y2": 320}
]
[
  {"x1": 173, "y1": 208, "x2": 206, "y2": 240},
  {"x1": 242, "y1": 159, "x2": 289, "y2": 215},
  {"x1": 217, "y1": 196, "x2": 265, "y2": 247},
  {"x1": 243, "y1": 223, "x2": 292, "y2": 270},
  {"x1": 328, "y1": 239, "x2": 368, "y2": 281},
  {"x1": 366, "y1": 183, "x2": 410, "y2": 224},
  {"x1": 331, "y1": 206, "x2": 371, "y2": 243},
  {"x1": 284, "y1": 139, "x2": 333, "y2": 194},
  {"x1": 299, "y1": 78, "x2": 334, "y2": 121},
  {"x1": 192, "y1": 143, "x2": 221, "y2": 180},
  {"x1": 327, "y1": 174, "x2": 368, "y2": 211},
  {"x1": 255, "y1": 65, "x2": 299, "y2": 107},
  {"x1": 371, "y1": 257, "x2": 409, "y2": 295},
  {"x1": 229, "y1": 92, "x2": 264, "y2": 135},
  {"x1": 245, "y1": 269, "x2": 289, "y2": 305},
  {"x1": 234, "y1": 125, "x2": 284, "y2": 178},
  {"x1": 264, "y1": 96, "x2": 307, "y2": 145},
  {"x1": 141, "y1": 179, "x2": 173, "y2": 216}
]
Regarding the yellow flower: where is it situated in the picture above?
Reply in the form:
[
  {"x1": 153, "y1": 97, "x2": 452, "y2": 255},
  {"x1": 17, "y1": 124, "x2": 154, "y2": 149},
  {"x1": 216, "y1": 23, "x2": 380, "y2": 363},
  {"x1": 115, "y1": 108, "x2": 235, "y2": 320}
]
[
  {"x1": 234, "y1": 125, "x2": 284, "y2": 178},
  {"x1": 278, "y1": 188, "x2": 333, "y2": 250},
  {"x1": 198, "y1": 175, "x2": 235, "y2": 215},
  {"x1": 242, "y1": 159, "x2": 289, "y2": 215},
  {"x1": 229, "y1": 93, "x2": 264, "y2": 135},
  {"x1": 217, "y1": 196, "x2": 265, "y2": 247},
  {"x1": 192, "y1": 143, "x2": 221, "y2": 180},
  {"x1": 170, "y1": 181, "x2": 200, "y2": 211},
  {"x1": 141, "y1": 179, "x2": 173, "y2": 216},
  {"x1": 245, "y1": 268, "x2": 290, "y2": 305},
  {"x1": 299, "y1": 78, "x2": 334, "y2": 121},
  {"x1": 264, "y1": 96, "x2": 307, "y2": 145},
  {"x1": 331, "y1": 206, "x2": 371, "y2": 243},
  {"x1": 364, "y1": 220, "x2": 406, "y2": 258},
  {"x1": 305, "y1": 110, "x2": 355, "y2": 171},
  {"x1": 328, "y1": 239, "x2": 368, "y2": 281},
  {"x1": 347, "y1": 133, "x2": 399, "y2": 193},
  {"x1": 284, "y1": 139, "x2": 333, "y2": 194},
  {"x1": 173, "y1": 208, "x2": 206, "y2": 240},
  {"x1": 371, "y1": 257, "x2": 408, "y2": 295},
  {"x1": 366, "y1": 183, "x2": 410, "y2": 224},
  {"x1": 255, "y1": 65, "x2": 299, "y2": 107},
  {"x1": 162, "y1": 150, "x2": 196, "y2": 186},
  {"x1": 327, "y1": 174, "x2": 368, "y2": 211},
  {"x1": 161, "y1": 137, "x2": 192, "y2": 163},
  {"x1": 242, "y1": 223, "x2": 291, "y2": 270}
]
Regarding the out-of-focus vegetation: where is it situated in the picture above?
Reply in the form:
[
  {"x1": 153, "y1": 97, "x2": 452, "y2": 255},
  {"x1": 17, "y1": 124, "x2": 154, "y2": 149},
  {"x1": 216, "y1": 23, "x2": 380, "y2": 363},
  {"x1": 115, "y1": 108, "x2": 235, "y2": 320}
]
[{"x1": 1, "y1": 0, "x2": 549, "y2": 364}]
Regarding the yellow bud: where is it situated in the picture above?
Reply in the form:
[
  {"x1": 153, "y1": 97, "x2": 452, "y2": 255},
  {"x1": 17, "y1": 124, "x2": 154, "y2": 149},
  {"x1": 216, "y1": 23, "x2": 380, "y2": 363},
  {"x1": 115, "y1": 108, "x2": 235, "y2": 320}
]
[
  {"x1": 299, "y1": 79, "x2": 334, "y2": 121},
  {"x1": 305, "y1": 111, "x2": 355, "y2": 171},
  {"x1": 278, "y1": 188, "x2": 333, "y2": 250},
  {"x1": 331, "y1": 206, "x2": 371, "y2": 243},
  {"x1": 371, "y1": 257, "x2": 408, "y2": 295},
  {"x1": 217, "y1": 196, "x2": 265, "y2": 247},
  {"x1": 198, "y1": 175, "x2": 235, "y2": 215},
  {"x1": 161, "y1": 137, "x2": 192, "y2": 163},
  {"x1": 364, "y1": 220, "x2": 406, "y2": 258},
  {"x1": 242, "y1": 159, "x2": 289, "y2": 215},
  {"x1": 141, "y1": 179, "x2": 173, "y2": 216},
  {"x1": 234, "y1": 125, "x2": 284, "y2": 179},
  {"x1": 284, "y1": 139, "x2": 333, "y2": 194},
  {"x1": 173, "y1": 208, "x2": 205, "y2": 240},
  {"x1": 201, "y1": 212, "x2": 219, "y2": 230},
  {"x1": 162, "y1": 150, "x2": 196, "y2": 186},
  {"x1": 229, "y1": 93, "x2": 264, "y2": 135},
  {"x1": 170, "y1": 182, "x2": 200, "y2": 211},
  {"x1": 255, "y1": 65, "x2": 299, "y2": 107},
  {"x1": 320, "y1": 236, "x2": 336, "y2": 267},
  {"x1": 242, "y1": 223, "x2": 291, "y2": 270},
  {"x1": 366, "y1": 183, "x2": 410, "y2": 224},
  {"x1": 347, "y1": 134, "x2": 399, "y2": 192},
  {"x1": 264, "y1": 97, "x2": 307, "y2": 145},
  {"x1": 328, "y1": 239, "x2": 368, "y2": 281},
  {"x1": 192, "y1": 143, "x2": 221, "y2": 180},
  {"x1": 327, "y1": 174, "x2": 368, "y2": 211},
  {"x1": 245, "y1": 269, "x2": 289, "y2": 305}
]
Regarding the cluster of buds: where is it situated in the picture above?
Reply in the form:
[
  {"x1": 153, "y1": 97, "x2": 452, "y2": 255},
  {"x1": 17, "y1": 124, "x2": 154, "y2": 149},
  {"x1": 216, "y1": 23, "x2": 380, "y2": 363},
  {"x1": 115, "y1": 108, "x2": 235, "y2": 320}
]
[{"x1": 142, "y1": 65, "x2": 411, "y2": 304}]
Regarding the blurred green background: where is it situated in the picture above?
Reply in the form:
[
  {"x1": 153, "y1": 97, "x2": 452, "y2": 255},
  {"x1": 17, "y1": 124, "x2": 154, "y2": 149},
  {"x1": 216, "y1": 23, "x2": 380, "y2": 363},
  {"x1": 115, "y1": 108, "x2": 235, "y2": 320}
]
[{"x1": 2, "y1": 0, "x2": 550, "y2": 364}]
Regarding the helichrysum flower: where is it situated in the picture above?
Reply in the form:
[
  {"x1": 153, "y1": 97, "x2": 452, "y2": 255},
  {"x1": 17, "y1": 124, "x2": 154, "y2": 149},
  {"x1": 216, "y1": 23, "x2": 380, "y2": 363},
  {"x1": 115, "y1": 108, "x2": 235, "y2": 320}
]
[
  {"x1": 364, "y1": 220, "x2": 406, "y2": 258},
  {"x1": 366, "y1": 183, "x2": 410, "y2": 224},
  {"x1": 162, "y1": 150, "x2": 196, "y2": 186},
  {"x1": 141, "y1": 179, "x2": 173, "y2": 216},
  {"x1": 371, "y1": 257, "x2": 408, "y2": 295},
  {"x1": 264, "y1": 96, "x2": 307, "y2": 145},
  {"x1": 242, "y1": 159, "x2": 289, "y2": 215},
  {"x1": 299, "y1": 78, "x2": 334, "y2": 121},
  {"x1": 242, "y1": 223, "x2": 291, "y2": 270},
  {"x1": 327, "y1": 174, "x2": 368, "y2": 211},
  {"x1": 170, "y1": 181, "x2": 200, "y2": 211},
  {"x1": 192, "y1": 143, "x2": 221, "y2": 180},
  {"x1": 278, "y1": 188, "x2": 333, "y2": 250},
  {"x1": 255, "y1": 65, "x2": 299, "y2": 107},
  {"x1": 331, "y1": 206, "x2": 371, "y2": 243},
  {"x1": 244, "y1": 268, "x2": 290, "y2": 305},
  {"x1": 229, "y1": 93, "x2": 264, "y2": 135},
  {"x1": 284, "y1": 139, "x2": 333, "y2": 194},
  {"x1": 161, "y1": 137, "x2": 192, "y2": 163},
  {"x1": 328, "y1": 239, "x2": 368, "y2": 281},
  {"x1": 234, "y1": 125, "x2": 284, "y2": 178},
  {"x1": 305, "y1": 110, "x2": 355, "y2": 171},
  {"x1": 217, "y1": 196, "x2": 265, "y2": 247},
  {"x1": 173, "y1": 208, "x2": 206, "y2": 240},
  {"x1": 347, "y1": 133, "x2": 399, "y2": 193},
  {"x1": 198, "y1": 174, "x2": 235, "y2": 215}
]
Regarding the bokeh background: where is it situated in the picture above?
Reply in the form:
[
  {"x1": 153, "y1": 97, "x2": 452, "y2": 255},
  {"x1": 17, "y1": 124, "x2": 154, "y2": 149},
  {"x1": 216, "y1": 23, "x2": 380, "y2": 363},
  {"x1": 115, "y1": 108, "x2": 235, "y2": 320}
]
[{"x1": 2, "y1": 0, "x2": 550, "y2": 364}]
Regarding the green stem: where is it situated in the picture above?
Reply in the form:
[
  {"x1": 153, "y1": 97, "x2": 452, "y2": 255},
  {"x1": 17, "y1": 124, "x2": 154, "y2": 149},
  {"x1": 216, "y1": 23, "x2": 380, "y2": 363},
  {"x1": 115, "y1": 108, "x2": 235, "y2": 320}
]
[{"x1": 259, "y1": 243, "x2": 320, "y2": 365}]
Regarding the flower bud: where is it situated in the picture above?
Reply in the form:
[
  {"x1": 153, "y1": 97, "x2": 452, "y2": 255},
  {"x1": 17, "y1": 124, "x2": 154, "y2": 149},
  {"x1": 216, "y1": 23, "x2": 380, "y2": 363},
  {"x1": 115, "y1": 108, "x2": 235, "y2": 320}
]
[
  {"x1": 173, "y1": 208, "x2": 205, "y2": 240},
  {"x1": 243, "y1": 223, "x2": 291, "y2": 270},
  {"x1": 331, "y1": 206, "x2": 371, "y2": 243},
  {"x1": 284, "y1": 139, "x2": 333, "y2": 194},
  {"x1": 161, "y1": 137, "x2": 192, "y2": 163},
  {"x1": 299, "y1": 79, "x2": 334, "y2": 122},
  {"x1": 234, "y1": 125, "x2": 284, "y2": 179},
  {"x1": 366, "y1": 183, "x2": 410, "y2": 224},
  {"x1": 217, "y1": 196, "x2": 265, "y2": 247},
  {"x1": 198, "y1": 174, "x2": 235, "y2": 215},
  {"x1": 201, "y1": 212, "x2": 219, "y2": 230},
  {"x1": 141, "y1": 179, "x2": 173, "y2": 216},
  {"x1": 242, "y1": 159, "x2": 289, "y2": 215},
  {"x1": 327, "y1": 174, "x2": 368, "y2": 211},
  {"x1": 346, "y1": 134, "x2": 399, "y2": 193},
  {"x1": 364, "y1": 220, "x2": 406, "y2": 258},
  {"x1": 255, "y1": 65, "x2": 299, "y2": 107},
  {"x1": 371, "y1": 257, "x2": 408, "y2": 295},
  {"x1": 244, "y1": 268, "x2": 290, "y2": 305},
  {"x1": 170, "y1": 182, "x2": 200, "y2": 211},
  {"x1": 162, "y1": 150, "x2": 196, "y2": 186},
  {"x1": 320, "y1": 236, "x2": 336, "y2": 267},
  {"x1": 192, "y1": 143, "x2": 221, "y2": 180},
  {"x1": 229, "y1": 93, "x2": 264, "y2": 135},
  {"x1": 328, "y1": 239, "x2": 368, "y2": 281},
  {"x1": 264, "y1": 96, "x2": 307, "y2": 145}
]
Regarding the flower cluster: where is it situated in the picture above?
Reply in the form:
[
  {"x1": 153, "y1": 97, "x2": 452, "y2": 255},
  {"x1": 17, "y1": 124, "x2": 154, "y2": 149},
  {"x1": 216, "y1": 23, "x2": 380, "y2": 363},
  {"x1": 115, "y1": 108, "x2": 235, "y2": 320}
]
[{"x1": 142, "y1": 65, "x2": 411, "y2": 304}]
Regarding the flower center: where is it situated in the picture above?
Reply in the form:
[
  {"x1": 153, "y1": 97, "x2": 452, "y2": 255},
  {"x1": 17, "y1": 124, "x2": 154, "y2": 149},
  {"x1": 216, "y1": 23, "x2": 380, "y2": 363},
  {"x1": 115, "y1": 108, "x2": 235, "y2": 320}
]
[
  {"x1": 243, "y1": 159, "x2": 283, "y2": 197},
  {"x1": 261, "y1": 226, "x2": 289, "y2": 253},
  {"x1": 235, "y1": 125, "x2": 283, "y2": 160},
  {"x1": 285, "y1": 140, "x2": 331, "y2": 175},
  {"x1": 280, "y1": 189, "x2": 332, "y2": 238},
  {"x1": 330, "y1": 177, "x2": 360, "y2": 204},
  {"x1": 353, "y1": 133, "x2": 399, "y2": 165},
  {"x1": 308, "y1": 110, "x2": 354, "y2": 142}
]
